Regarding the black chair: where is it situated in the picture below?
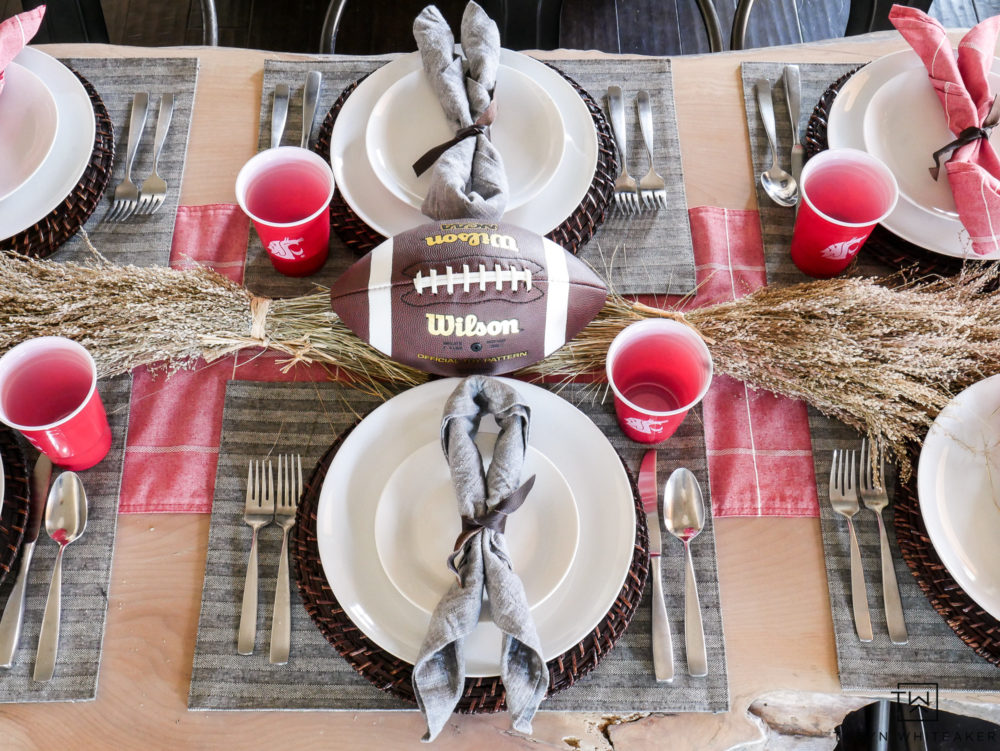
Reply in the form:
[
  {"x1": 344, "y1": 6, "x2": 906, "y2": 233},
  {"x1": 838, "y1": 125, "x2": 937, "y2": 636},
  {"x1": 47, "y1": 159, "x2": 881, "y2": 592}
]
[{"x1": 19, "y1": 0, "x2": 219, "y2": 46}]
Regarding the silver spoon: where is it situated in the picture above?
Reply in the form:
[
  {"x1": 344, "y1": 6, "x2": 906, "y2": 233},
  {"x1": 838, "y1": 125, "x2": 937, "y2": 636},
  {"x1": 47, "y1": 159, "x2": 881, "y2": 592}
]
[
  {"x1": 33, "y1": 472, "x2": 88, "y2": 682},
  {"x1": 663, "y1": 467, "x2": 708, "y2": 677},
  {"x1": 754, "y1": 77, "x2": 798, "y2": 207}
]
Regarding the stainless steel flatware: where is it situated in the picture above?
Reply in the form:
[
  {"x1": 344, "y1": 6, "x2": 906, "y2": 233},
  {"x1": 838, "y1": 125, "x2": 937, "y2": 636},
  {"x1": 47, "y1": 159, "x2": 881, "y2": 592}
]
[
  {"x1": 830, "y1": 448, "x2": 873, "y2": 643},
  {"x1": 782, "y1": 65, "x2": 804, "y2": 192},
  {"x1": 663, "y1": 467, "x2": 708, "y2": 677},
  {"x1": 269, "y1": 454, "x2": 301, "y2": 665},
  {"x1": 238, "y1": 459, "x2": 274, "y2": 655},
  {"x1": 137, "y1": 94, "x2": 175, "y2": 216},
  {"x1": 0, "y1": 454, "x2": 52, "y2": 668},
  {"x1": 34, "y1": 471, "x2": 88, "y2": 682},
  {"x1": 635, "y1": 90, "x2": 667, "y2": 211},
  {"x1": 754, "y1": 78, "x2": 798, "y2": 207},
  {"x1": 106, "y1": 92, "x2": 150, "y2": 222},
  {"x1": 860, "y1": 439, "x2": 908, "y2": 645},
  {"x1": 607, "y1": 85, "x2": 639, "y2": 214},
  {"x1": 271, "y1": 84, "x2": 290, "y2": 150},
  {"x1": 300, "y1": 72, "x2": 322, "y2": 149},
  {"x1": 638, "y1": 450, "x2": 673, "y2": 682}
]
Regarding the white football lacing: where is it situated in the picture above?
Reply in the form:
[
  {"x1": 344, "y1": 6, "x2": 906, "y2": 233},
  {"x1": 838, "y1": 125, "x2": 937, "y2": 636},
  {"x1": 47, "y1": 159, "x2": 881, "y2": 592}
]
[{"x1": 412, "y1": 264, "x2": 533, "y2": 295}]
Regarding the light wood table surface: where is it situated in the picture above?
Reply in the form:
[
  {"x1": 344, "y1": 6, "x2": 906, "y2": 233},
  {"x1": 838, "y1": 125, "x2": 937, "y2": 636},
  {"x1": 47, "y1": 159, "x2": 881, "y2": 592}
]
[{"x1": 1, "y1": 33, "x2": 992, "y2": 750}]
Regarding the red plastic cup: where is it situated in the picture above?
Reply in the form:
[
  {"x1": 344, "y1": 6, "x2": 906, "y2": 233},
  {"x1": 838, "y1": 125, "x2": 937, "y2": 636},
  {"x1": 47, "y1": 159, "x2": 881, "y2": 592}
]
[
  {"x1": 606, "y1": 319, "x2": 713, "y2": 444},
  {"x1": 0, "y1": 337, "x2": 111, "y2": 471},
  {"x1": 790, "y1": 148, "x2": 898, "y2": 278},
  {"x1": 236, "y1": 146, "x2": 336, "y2": 277}
]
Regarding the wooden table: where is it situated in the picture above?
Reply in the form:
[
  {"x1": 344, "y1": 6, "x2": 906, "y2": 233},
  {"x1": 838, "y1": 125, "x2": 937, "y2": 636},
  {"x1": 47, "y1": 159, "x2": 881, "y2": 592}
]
[{"x1": 4, "y1": 34, "x2": 996, "y2": 750}]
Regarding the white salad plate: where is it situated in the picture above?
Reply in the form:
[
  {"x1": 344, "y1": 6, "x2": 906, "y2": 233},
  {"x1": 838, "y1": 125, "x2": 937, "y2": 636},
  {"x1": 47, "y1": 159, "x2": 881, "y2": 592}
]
[
  {"x1": 330, "y1": 49, "x2": 598, "y2": 237},
  {"x1": 0, "y1": 47, "x2": 96, "y2": 240},
  {"x1": 0, "y1": 62, "x2": 58, "y2": 202},
  {"x1": 315, "y1": 377, "x2": 635, "y2": 676},
  {"x1": 374, "y1": 435, "x2": 580, "y2": 615},
  {"x1": 828, "y1": 49, "x2": 1000, "y2": 260},
  {"x1": 917, "y1": 374, "x2": 1000, "y2": 620},
  {"x1": 366, "y1": 64, "x2": 566, "y2": 213}
]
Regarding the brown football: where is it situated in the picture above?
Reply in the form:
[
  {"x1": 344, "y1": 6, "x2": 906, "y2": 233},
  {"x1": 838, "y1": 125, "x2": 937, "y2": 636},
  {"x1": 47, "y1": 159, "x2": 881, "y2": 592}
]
[{"x1": 329, "y1": 220, "x2": 608, "y2": 377}]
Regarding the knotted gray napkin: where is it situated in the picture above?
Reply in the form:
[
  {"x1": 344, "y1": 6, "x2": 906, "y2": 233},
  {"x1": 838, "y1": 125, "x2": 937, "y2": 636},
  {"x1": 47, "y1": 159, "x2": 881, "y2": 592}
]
[
  {"x1": 412, "y1": 2, "x2": 509, "y2": 220},
  {"x1": 412, "y1": 376, "x2": 547, "y2": 741}
]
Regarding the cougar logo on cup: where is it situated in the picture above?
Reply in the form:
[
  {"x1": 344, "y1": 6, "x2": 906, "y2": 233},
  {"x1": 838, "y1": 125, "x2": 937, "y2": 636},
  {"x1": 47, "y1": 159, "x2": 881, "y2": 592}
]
[
  {"x1": 267, "y1": 237, "x2": 306, "y2": 260},
  {"x1": 819, "y1": 236, "x2": 866, "y2": 261},
  {"x1": 624, "y1": 416, "x2": 667, "y2": 435}
]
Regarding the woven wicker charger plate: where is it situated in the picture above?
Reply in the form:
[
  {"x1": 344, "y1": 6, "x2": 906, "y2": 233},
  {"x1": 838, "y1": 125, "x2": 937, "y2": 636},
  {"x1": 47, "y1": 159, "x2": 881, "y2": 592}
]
[
  {"x1": 313, "y1": 64, "x2": 616, "y2": 256},
  {"x1": 0, "y1": 428, "x2": 30, "y2": 587},
  {"x1": 291, "y1": 420, "x2": 649, "y2": 713},
  {"x1": 0, "y1": 69, "x2": 114, "y2": 259}
]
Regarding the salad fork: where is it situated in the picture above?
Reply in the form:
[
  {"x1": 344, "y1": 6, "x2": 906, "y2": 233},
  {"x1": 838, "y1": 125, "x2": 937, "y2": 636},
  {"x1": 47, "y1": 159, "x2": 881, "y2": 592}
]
[
  {"x1": 238, "y1": 459, "x2": 273, "y2": 655},
  {"x1": 607, "y1": 85, "x2": 639, "y2": 214},
  {"x1": 137, "y1": 94, "x2": 175, "y2": 216},
  {"x1": 269, "y1": 454, "x2": 301, "y2": 665},
  {"x1": 830, "y1": 449, "x2": 873, "y2": 642},
  {"x1": 859, "y1": 439, "x2": 908, "y2": 644},
  {"x1": 636, "y1": 90, "x2": 667, "y2": 210},
  {"x1": 106, "y1": 93, "x2": 150, "y2": 222}
]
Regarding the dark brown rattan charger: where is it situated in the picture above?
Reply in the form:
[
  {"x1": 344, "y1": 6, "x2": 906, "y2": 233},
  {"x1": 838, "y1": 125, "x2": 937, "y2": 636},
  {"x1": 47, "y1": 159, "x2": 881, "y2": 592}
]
[
  {"x1": 0, "y1": 428, "x2": 30, "y2": 587},
  {"x1": 291, "y1": 421, "x2": 649, "y2": 712},
  {"x1": 894, "y1": 441, "x2": 1000, "y2": 665},
  {"x1": 0, "y1": 69, "x2": 114, "y2": 259},
  {"x1": 804, "y1": 67, "x2": 968, "y2": 277},
  {"x1": 313, "y1": 64, "x2": 617, "y2": 256}
]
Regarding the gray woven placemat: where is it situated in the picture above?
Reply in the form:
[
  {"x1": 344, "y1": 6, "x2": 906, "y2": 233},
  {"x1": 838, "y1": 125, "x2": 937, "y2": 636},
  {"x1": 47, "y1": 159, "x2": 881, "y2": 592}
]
[
  {"x1": 189, "y1": 379, "x2": 728, "y2": 713},
  {"x1": 244, "y1": 55, "x2": 695, "y2": 299},
  {"x1": 741, "y1": 61, "x2": 895, "y2": 287},
  {"x1": 808, "y1": 408, "x2": 1000, "y2": 693},
  {"x1": 0, "y1": 374, "x2": 130, "y2": 702},
  {"x1": 51, "y1": 58, "x2": 199, "y2": 267}
]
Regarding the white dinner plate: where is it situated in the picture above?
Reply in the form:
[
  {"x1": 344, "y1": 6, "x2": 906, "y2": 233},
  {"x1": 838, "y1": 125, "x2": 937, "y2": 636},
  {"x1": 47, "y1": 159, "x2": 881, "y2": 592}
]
[
  {"x1": 374, "y1": 435, "x2": 579, "y2": 615},
  {"x1": 917, "y1": 375, "x2": 1000, "y2": 619},
  {"x1": 0, "y1": 47, "x2": 96, "y2": 240},
  {"x1": 330, "y1": 49, "x2": 598, "y2": 238},
  {"x1": 863, "y1": 67, "x2": 1000, "y2": 221},
  {"x1": 316, "y1": 377, "x2": 635, "y2": 677},
  {"x1": 366, "y1": 64, "x2": 565, "y2": 213},
  {"x1": 0, "y1": 62, "x2": 58, "y2": 202},
  {"x1": 828, "y1": 49, "x2": 1000, "y2": 260}
]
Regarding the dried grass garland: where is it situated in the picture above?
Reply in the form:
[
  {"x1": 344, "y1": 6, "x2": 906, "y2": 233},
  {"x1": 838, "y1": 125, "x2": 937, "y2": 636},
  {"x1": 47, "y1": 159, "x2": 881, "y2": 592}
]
[{"x1": 2, "y1": 250, "x2": 999, "y2": 477}]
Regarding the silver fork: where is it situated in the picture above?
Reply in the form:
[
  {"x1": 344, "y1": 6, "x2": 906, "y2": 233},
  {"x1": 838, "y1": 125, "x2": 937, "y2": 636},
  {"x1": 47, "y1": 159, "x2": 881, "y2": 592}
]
[
  {"x1": 635, "y1": 90, "x2": 667, "y2": 210},
  {"x1": 238, "y1": 459, "x2": 274, "y2": 655},
  {"x1": 269, "y1": 454, "x2": 301, "y2": 665},
  {"x1": 607, "y1": 85, "x2": 639, "y2": 214},
  {"x1": 860, "y1": 439, "x2": 908, "y2": 645},
  {"x1": 136, "y1": 94, "x2": 175, "y2": 216},
  {"x1": 106, "y1": 93, "x2": 150, "y2": 222},
  {"x1": 830, "y1": 449, "x2": 873, "y2": 642}
]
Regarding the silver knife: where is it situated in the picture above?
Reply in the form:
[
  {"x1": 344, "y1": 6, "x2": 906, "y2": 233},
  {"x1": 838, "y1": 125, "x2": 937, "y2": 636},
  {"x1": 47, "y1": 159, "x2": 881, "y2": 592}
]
[
  {"x1": 301, "y1": 71, "x2": 322, "y2": 149},
  {"x1": 782, "y1": 65, "x2": 804, "y2": 193},
  {"x1": 271, "y1": 84, "x2": 290, "y2": 150},
  {"x1": 0, "y1": 454, "x2": 52, "y2": 668},
  {"x1": 638, "y1": 450, "x2": 674, "y2": 682}
]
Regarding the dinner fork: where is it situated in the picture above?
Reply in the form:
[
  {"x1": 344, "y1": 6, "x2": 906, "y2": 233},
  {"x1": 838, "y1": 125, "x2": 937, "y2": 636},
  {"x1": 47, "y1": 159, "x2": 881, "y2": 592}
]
[
  {"x1": 136, "y1": 94, "x2": 175, "y2": 216},
  {"x1": 607, "y1": 85, "x2": 639, "y2": 214},
  {"x1": 106, "y1": 93, "x2": 150, "y2": 222},
  {"x1": 269, "y1": 454, "x2": 301, "y2": 665},
  {"x1": 830, "y1": 449, "x2": 873, "y2": 642},
  {"x1": 859, "y1": 439, "x2": 908, "y2": 645},
  {"x1": 238, "y1": 459, "x2": 274, "y2": 655},
  {"x1": 635, "y1": 90, "x2": 667, "y2": 210}
]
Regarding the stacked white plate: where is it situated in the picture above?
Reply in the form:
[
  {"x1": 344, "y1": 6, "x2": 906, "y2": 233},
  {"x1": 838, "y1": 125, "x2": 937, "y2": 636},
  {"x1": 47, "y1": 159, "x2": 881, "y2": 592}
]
[
  {"x1": 827, "y1": 49, "x2": 1000, "y2": 260},
  {"x1": 0, "y1": 47, "x2": 96, "y2": 241},
  {"x1": 329, "y1": 49, "x2": 599, "y2": 238}
]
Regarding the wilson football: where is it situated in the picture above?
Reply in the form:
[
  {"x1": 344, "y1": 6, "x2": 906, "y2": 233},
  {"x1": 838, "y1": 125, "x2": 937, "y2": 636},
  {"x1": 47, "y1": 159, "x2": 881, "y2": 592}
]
[{"x1": 329, "y1": 220, "x2": 608, "y2": 376}]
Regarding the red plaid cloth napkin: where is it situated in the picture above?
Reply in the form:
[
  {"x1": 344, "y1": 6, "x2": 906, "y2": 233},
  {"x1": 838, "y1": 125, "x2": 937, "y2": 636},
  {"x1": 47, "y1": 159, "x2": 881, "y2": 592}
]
[
  {"x1": 0, "y1": 6, "x2": 44, "y2": 96},
  {"x1": 890, "y1": 5, "x2": 1000, "y2": 255}
]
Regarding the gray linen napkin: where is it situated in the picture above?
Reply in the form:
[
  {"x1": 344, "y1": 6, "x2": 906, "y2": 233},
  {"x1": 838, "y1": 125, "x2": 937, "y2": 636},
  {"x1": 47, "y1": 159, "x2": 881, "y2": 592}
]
[
  {"x1": 412, "y1": 2, "x2": 509, "y2": 220},
  {"x1": 412, "y1": 376, "x2": 547, "y2": 741}
]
